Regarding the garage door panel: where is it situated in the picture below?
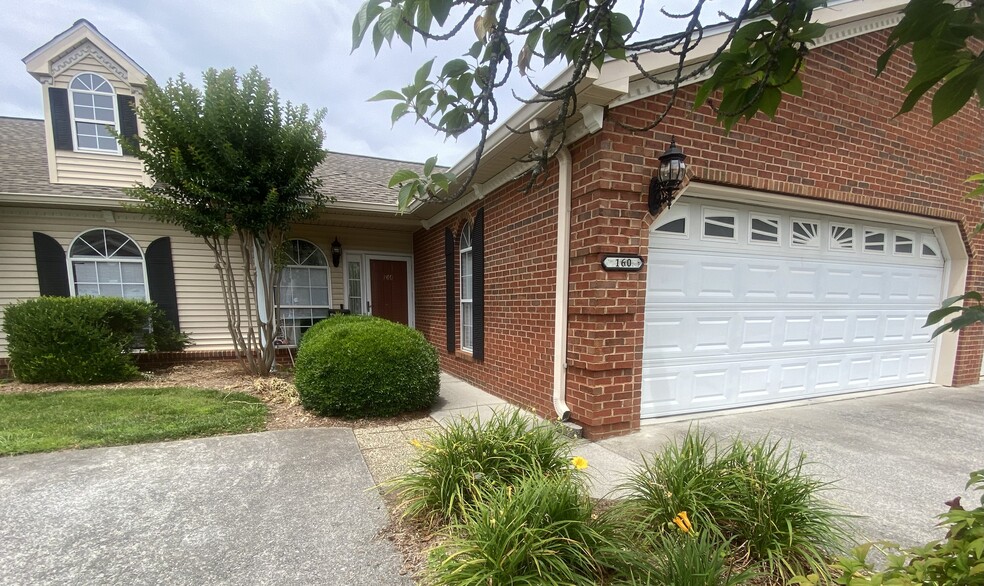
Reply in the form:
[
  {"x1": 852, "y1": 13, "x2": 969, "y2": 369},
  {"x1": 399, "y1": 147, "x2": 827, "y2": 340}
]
[
  {"x1": 643, "y1": 349, "x2": 934, "y2": 415},
  {"x1": 643, "y1": 197, "x2": 944, "y2": 418},
  {"x1": 644, "y1": 310, "x2": 935, "y2": 360},
  {"x1": 651, "y1": 250, "x2": 941, "y2": 307}
]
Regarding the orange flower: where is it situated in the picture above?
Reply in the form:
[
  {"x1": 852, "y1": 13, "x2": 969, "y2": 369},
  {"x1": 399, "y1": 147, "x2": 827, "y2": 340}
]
[{"x1": 672, "y1": 511, "x2": 693, "y2": 533}]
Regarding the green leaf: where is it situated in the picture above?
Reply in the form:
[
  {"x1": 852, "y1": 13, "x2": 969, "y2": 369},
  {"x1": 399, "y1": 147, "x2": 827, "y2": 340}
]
[
  {"x1": 352, "y1": 0, "x2": 383, "y2": 51},
  {"x1": 932, "y1": 68, "x2": 979, "y2": 124},
  {"x1": 430, "y1": 0, "x2": 452, "y2": 25},
  {"x1": 390, "y1": 102, "x2": 409, "y2": 125},
  {"x1": 441, "y1": 59, "x2": 469, "y2": 79},
  {"x1": 791, "y1": 22, "x2": 827, "y2": 43},
  {"x1": 368, "y1": 89, "x2": 406, "y2": 102},
  {"x1": 398, "y1": 181, "x2": 416, "y2": 208},
  {"x1": 423, "y1": 155, "x2": 437, "y2": 176},
  {"x1": 415, "y1": 58, "x2": 435, "y2": 88},
  {"x1": 388, "y1": 169, "x2": 420, "y2": 188},
  {"x1": 924, "y1": 305, "x2": 964, "y2": 326},
  {"x1": 374, "y1": 6, "x2": 403, "y2": 52},
  {"x1": 782, "y1": 75, "x2": 804, "y2": 97},
  {"x1": 759, "y1": 87, "x2": 783, "y2": 117}
]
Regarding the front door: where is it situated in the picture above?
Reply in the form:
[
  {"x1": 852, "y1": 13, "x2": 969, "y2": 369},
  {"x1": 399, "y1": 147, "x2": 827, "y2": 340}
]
[{"x1": 369, "y1": 259, "x2": 409, "y2": 325}]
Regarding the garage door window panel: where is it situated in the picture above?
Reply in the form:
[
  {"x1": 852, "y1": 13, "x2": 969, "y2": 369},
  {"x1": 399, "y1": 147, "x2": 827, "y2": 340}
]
[
  {"x1": 701, "y1": 208, "x2": 737, "y2": 241},
  {"x1": 791, "y1": 220, "x2": 821, "y2": 248},
  {"x1": 864, "y1": 228, "x2": 887, "y2": 253},
  {"x1": 829, "y1": 224, "x2": 856, "y2": 251},
  {"x1": 894, "y1": 233, "x2": 915, "y2": 255},
  {"x1": 654, "y1": 204, "x2": 690, "y2": 238},
  {"x1": 749, "y1": 215, "x2": 780, "y2": 245}
]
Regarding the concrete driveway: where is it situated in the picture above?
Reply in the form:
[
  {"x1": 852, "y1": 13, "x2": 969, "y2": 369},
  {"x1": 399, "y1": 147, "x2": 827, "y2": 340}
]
[
  {"x1": 0, "y1": 428, "x2": 410, "y2": 586},
  {"x1": 597, "y1": 385, "x2": 984, "y2": 547}
]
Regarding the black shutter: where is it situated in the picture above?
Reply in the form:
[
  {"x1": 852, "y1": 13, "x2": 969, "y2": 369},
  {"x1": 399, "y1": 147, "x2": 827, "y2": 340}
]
[
  {"x1": 33, "y1": 232, "x2": 70, "y2": 297},
  {"x1": 472, "y1": 208, "x2": 485, "y2": 361},
  {"x1": 48, "y1": 87, "x2": 73, "y2": 151},
  {"x1": 146, "y1": 237, "x2": 180, "y2": 329},
  {"x1": 117, "y1": 95, "x2": 139, "y2": 152},
  {"x1": 444, "y1": 227, "x2": 455, "y2": 354}
]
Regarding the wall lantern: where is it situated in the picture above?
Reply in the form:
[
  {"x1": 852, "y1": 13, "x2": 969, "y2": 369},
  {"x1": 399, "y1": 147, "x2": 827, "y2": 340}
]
[
  {"x1": 331, "y1": 237, "x2": 342, "y2": 267},
  {"x1": 648, "y1": 137, "x2": 687, "y2": 215}
]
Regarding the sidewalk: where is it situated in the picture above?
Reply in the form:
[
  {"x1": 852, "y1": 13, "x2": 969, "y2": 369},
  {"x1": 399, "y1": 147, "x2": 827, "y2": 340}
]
[{"x1": 354, "y1": 373, "x2": 639, "y2": 498}]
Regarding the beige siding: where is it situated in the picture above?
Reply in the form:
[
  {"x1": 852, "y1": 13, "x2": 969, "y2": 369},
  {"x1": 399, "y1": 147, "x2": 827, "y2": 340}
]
[
  {"x1": 49, "y1": 53, "x2": 147, "y2": 188},
  {"x1": 287, "y1": 223, "x2": 414, "y2": 310},
  {"x1": 53, "y1": 151, "x2": 145, "y2": 188},
  {"x1": 0, "y1": 206, "x2": 240, "y2": 357},
  {"x1": 0, "y1": 209, "x2": 418, "y2": 357},
  {"x1": 51, "y1": 54, "x2": 130, "y2": 93}
]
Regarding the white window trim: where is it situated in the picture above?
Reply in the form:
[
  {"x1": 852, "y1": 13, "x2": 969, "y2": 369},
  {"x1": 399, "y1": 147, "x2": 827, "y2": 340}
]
[
  {"x1": 460, "y1": 224, "x2": 474, "y2": 353},
  {"x1": 275, "y1": 239, "x2": 332, "y2": 347},
  {"x1": 68, "y1": 72, "x2": 122, "y2": 156},
  {"x1": 67, "y1": 228, "x2": 149, "y2": 301}
]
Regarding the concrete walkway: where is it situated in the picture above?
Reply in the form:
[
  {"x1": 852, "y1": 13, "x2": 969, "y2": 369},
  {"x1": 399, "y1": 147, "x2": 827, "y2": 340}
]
[{"x1": 0, "y1": 428, "x2": 410, "y2": 586}]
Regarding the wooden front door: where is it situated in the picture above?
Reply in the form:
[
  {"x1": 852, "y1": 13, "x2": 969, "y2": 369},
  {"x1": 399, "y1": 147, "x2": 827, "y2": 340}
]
[{"x1": 369, "y1": 259, "x2": 409, "y2": 325}]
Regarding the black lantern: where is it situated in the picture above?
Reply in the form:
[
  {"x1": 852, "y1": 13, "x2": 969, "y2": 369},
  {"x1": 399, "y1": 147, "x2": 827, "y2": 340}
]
[
  {"x1": 330, "y1": 237, "x2": 342, "y2": 267},
  {"x1": 648, "y1": 138, "x2": 687, "y2": 214}
]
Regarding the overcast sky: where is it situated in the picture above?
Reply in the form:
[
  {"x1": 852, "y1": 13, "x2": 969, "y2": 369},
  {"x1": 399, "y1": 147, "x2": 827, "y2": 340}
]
[{"x1": 0, "y1": 0, "x2": 733, "y2": 167}]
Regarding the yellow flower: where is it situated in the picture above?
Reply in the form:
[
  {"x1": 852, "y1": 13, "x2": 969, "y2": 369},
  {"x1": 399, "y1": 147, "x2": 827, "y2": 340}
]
[
  {"x1": 672, "y1": 511, "x2": 693, "y2": 533},
  {"x1": 410, "y1": 438, "x2": 424, "y2": 449},
  {"x1": 571, "y1": 456, "x2": 589, "y2": 470}
]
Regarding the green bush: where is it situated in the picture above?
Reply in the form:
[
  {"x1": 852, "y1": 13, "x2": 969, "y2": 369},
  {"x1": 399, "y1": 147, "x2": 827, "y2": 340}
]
[
  {"x1": 427, "y1": 475, "x2": 655, "y2": 586},
  {"x1": 618, "y1": 429, "x2": 849, "y2": 582},
  {"x1": 294, "y1": 315, "x2": 439, "y2": 418},
  {"x1": 388, "y1": 409, "x2": 576, "y2": 524},
  {"x1": 2, "y1": 296, "x2": 188, "y2": 384},
  {"x1": 793, "y1": 469, "x2": 984, "y2": 586}
]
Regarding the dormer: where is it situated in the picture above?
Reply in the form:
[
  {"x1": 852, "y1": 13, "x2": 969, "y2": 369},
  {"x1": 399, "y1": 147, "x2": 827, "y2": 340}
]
[{"x1": 22, "y1": 19, "x2": 151, "y2": 188}]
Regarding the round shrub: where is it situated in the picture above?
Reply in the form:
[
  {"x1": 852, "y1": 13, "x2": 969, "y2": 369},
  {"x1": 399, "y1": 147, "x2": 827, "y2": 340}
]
[{"x1": 294, "y1": 315, "x2": 440, "y2": 418}]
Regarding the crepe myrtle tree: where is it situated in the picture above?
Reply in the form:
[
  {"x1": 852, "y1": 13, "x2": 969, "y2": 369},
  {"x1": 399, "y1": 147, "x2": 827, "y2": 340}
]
[
  {"x1": 122, "y1": 67, "x2": 329, "y2": 376},
  {"x1": 355, "y1": 0, "x2": 984, "y2": 334}
]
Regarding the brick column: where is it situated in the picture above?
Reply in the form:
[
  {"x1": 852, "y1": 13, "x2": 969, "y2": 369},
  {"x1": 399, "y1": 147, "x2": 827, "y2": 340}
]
[{"x1": 566, "y1": 187, "x2": 650, "y2": 438}]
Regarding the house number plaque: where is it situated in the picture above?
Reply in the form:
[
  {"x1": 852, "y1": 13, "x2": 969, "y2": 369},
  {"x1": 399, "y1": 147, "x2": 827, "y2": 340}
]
[{"x1": 601, "y1": 255, "x2": 644, "y2": 272}]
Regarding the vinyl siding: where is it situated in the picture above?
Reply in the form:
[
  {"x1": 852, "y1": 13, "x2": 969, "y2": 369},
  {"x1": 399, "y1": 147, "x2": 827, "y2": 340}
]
[
  {"x1": 49, "y1": 53, "x2": 146, "y2": 188},
  {"x1": 0, "y1": 206, "x2": 240, "y2": 357},
  {"x1": 0, "y1": 209, "x2": 418, "y2": 357}
]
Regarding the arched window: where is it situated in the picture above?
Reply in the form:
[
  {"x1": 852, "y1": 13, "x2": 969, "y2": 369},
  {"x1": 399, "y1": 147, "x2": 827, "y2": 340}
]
[
  {"x1": 460, "y1": 223, "x2": 474, "y2": 352},
  {"x1": 276, "y1": 239, "x2": 331, "y2": 346},
  {"x1": 69, "y1": 73, "x2": 120, "y2": 153},
  {"x1": 69, "y1": 229, "x2": 147, "y2": 300}
]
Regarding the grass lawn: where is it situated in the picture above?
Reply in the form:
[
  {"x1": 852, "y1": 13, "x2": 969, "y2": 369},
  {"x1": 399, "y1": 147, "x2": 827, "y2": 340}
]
[{"x1": 0, "y1": 387, "x2": 267, "y2": 456}]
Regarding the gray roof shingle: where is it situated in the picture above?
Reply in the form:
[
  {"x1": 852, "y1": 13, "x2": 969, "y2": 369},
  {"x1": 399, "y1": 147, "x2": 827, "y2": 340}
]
[{"x1": 0, "y1": 117, "x2": 424, "y2": 207}]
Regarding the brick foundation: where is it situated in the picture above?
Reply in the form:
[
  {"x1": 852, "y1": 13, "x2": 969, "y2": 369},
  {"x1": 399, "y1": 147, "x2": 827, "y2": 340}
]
[{"x1": 0, "y1": 349, "x2": 295, "y2": 380}]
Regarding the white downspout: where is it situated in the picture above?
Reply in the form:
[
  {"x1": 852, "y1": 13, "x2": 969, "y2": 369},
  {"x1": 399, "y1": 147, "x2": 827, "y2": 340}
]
[
  {"x1": 531, "y1": 119, "x2": 575, "y2": 421},
  {"x1": 552, "y1": 145, "x2": 573, "y2": 421}
]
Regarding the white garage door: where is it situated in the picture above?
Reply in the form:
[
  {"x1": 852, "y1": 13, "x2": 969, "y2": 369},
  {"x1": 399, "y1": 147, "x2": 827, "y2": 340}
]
[{"x1": 642, "y1": 198, "x2": 945, "y2": 418}]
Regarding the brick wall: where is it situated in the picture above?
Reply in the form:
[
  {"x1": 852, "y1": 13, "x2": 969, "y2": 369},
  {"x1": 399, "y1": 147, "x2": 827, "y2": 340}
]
[
  {"x1": 414, "y1": 169, "x2": 562, "y2": 417},
  {"x1": 413, "y1": 27, "x2": 984, "y2": 438}
]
